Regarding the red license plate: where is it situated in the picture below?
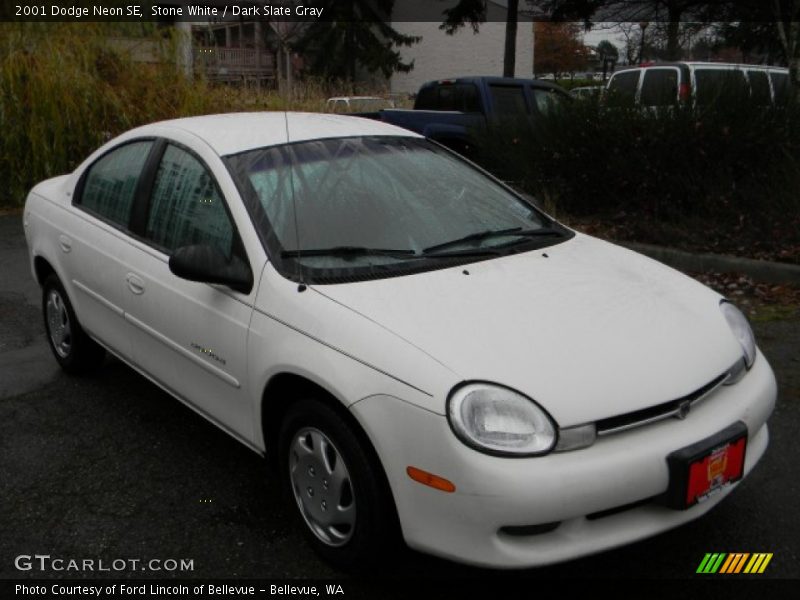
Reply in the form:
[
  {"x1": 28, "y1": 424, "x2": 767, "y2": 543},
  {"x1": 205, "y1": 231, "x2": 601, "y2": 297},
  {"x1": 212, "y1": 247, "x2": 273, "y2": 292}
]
[{"x1": 663, "y1": 422, "x2": 748, "y2": 510}]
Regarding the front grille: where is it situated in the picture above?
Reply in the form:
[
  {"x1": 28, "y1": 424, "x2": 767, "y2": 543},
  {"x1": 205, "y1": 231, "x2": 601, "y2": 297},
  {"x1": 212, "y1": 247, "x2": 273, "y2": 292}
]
[{"x1": 595, "y1": 371, "x2": 730, "y2": 436}]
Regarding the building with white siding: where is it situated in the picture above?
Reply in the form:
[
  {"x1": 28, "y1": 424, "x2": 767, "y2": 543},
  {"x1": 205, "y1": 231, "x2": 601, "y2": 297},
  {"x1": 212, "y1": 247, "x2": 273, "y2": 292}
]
[{"x1": 388, "y1": 0, "x2": 534, "y2": 95}]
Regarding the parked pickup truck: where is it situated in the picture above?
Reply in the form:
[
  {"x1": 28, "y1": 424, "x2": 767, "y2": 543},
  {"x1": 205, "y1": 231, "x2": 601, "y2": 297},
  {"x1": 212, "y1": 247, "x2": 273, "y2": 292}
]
[{"x1": 360, "y1": 76, "x2": 569, "y2": 157}]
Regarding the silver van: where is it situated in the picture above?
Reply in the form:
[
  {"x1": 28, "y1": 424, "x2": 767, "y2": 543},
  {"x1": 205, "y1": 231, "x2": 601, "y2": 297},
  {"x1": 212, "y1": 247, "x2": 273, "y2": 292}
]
[{"x1": 606, "y1": 62, "x2": 790, "y2": 107}]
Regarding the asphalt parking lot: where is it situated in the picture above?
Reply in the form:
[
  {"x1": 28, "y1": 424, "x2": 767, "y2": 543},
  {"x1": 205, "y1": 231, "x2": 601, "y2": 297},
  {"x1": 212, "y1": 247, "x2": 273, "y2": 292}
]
[{"x1": 1, "y1": 213, "x2": 798, "y2": 583}]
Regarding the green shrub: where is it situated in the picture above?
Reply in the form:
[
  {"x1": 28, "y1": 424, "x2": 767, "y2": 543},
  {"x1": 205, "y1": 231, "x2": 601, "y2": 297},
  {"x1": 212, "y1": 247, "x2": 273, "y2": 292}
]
[{"x1": 474, "y1": 94, "x2": 800, "y2": 236}]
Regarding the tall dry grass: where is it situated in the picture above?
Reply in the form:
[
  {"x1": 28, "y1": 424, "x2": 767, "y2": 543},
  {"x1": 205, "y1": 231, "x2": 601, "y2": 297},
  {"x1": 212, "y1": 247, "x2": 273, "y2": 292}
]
[{"x1": 0, "y1": 23, "x2": 353, "y2": 207}]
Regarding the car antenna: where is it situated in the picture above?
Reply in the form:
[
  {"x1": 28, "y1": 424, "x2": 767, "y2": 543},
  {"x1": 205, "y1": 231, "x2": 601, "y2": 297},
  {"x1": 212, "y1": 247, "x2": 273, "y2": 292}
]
[{"x1": 283, "y1": 109, "x2": 307, "y2": 293}]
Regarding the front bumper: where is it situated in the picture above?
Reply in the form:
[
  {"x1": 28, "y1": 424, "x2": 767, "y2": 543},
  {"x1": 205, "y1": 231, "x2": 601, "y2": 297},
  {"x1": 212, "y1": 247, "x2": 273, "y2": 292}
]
[{"x1": 350, "y1": 349, "x2": 776, "y2": 568}]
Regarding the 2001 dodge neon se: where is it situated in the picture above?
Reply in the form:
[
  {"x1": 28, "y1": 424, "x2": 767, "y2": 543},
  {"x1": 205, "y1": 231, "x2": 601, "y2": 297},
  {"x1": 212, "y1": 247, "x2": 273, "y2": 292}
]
[{"x1": 23, "y1": 113, "x2": 776, "y2": 569}]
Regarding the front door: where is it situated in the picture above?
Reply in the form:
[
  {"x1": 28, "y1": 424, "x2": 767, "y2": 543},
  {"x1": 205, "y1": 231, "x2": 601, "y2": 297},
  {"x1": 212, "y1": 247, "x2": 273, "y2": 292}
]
[{"x1": 123, "y1": 142, "x2": 255, "y2": 443}]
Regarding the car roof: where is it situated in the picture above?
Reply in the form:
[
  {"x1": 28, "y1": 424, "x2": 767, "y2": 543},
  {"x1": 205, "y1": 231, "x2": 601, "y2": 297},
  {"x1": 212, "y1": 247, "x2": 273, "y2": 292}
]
[
  {"x1": 421, "y1": 76, "x2": 567, "y2": 92},
  {"x1": 612, "y1": 61, "x2": 788, "y2": 73},
  {"x1": 126, "y1": 112, "x2": 422, "y2": 156}
]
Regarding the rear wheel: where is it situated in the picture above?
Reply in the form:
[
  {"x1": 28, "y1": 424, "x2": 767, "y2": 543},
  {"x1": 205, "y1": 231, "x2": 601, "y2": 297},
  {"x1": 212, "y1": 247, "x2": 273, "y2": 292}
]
[
  {"x1": 42, "y1": 274, "x2": 105, "y2": 373},
  {"x1": 278, "y1": 398, "x2": 400, "y2": 569}
]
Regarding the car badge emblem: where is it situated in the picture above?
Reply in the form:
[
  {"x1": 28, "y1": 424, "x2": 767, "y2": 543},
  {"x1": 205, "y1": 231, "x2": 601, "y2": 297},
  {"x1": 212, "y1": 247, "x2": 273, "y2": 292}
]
[{"x1": 676, "y1": 400, "x2": 691, "y2": 420}]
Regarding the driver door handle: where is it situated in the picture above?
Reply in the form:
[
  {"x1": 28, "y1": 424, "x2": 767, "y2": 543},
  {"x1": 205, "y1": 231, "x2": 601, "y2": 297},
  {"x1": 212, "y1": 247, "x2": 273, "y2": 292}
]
[{"x1": 126, "y1": 273, "x2": 145, "y2": 295}]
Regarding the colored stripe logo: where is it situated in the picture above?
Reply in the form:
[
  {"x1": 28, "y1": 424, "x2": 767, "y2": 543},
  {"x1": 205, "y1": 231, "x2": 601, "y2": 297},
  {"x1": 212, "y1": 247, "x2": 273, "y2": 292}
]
[{"x1": 696, "y1": 553, "x2": 773, "y2": 574}]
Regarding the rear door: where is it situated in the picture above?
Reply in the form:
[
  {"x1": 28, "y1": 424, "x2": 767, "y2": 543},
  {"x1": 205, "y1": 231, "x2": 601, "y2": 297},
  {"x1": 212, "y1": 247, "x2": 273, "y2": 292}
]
[
  {"x1": 67, "y1": 139, "x2": 157, "y2": 360},
  {"x1": 487, "y1": 82, "x2": 530, "y2": 123},
  {"x1": 639, "y1": 67, "x2": 680, "y2": 108},
  {"x1": 606, "y1": 69, "x2": 641, "y2": 107}
]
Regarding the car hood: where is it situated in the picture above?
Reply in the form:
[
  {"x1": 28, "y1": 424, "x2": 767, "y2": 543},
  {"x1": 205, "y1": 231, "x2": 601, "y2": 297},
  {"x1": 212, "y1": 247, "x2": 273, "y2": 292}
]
[{"x1": 312, "y1": 233, "x2": 744, "y2": 426}]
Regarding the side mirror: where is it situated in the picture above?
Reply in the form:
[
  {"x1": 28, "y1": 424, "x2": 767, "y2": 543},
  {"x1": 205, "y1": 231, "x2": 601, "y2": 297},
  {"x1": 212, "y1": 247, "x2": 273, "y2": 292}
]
[{"x1": 169, "y1": 244, "x2": 253, "y2": 294}]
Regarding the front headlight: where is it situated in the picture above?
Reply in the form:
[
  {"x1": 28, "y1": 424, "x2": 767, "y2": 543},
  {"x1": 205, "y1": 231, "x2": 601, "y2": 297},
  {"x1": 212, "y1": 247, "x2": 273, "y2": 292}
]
[
  {"x1": 447, "y1": 383, "x2": 557, "y2": 456},
  {"x1": 720, "y1": 300, "x2": 756, "y2": 369}
]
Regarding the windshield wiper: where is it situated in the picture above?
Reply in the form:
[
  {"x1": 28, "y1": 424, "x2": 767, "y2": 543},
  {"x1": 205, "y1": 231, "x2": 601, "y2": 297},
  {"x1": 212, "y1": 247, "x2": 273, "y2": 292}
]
[
  {"x1": 422, "y1": 227, "x2": 562, "y2": 255},
  {"x1": 281, "y1": 246, "x2": 417, "y2": 259}
]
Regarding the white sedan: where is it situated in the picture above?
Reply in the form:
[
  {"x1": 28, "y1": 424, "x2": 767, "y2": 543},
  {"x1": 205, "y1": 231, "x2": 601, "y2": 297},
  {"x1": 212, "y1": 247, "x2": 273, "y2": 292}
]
[{"x1": 24, "y1": 113, "x2": 776, "y2": 569}]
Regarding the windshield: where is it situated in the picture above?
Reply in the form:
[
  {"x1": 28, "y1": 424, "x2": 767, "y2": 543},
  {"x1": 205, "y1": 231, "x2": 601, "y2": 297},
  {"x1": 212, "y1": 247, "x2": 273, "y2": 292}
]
[{"x1": 225, "y1": 136, "x2": 570, "y2": 283}]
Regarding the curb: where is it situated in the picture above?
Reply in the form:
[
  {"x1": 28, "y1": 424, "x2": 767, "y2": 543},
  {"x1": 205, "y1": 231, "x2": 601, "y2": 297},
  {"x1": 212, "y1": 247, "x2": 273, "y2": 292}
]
[{"x1": 620, "y1": 242, "x2": 800, "y2": 286}]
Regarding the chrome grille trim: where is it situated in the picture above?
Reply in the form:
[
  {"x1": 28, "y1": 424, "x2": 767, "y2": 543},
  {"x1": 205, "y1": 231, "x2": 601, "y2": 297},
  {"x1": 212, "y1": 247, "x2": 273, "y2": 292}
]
[{"x1": 595, "y1": 362, "x2": 740, "y2": 437}]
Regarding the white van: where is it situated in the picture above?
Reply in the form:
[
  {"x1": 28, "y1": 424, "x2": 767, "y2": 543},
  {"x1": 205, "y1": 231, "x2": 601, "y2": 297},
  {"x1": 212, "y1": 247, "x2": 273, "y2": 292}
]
[{"x1": 606, "y1": 62, "x2": 790, "y2": 107}]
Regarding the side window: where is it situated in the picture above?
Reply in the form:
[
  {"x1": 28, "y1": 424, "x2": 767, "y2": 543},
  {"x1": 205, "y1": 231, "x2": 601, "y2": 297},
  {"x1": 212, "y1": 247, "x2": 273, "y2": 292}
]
[
  {"x1": 532, "y1": 88, "x2": 565, "y2": 114},
  {"x1": 145, "y1": 145, "x2": 234, "y2": 257},
  {"x1": 640, "y1": 69, "x2": 678, "y2": 106},
  {"x1": 437, "y1": 85, "x2": 457, "y2": 111},
  {"x1": 747, "y1": 70, "x2": 771, "y2": 105},
  {"x1": 771, "y1": 72, "x2": 788, "y2": 105},
  {"x1": 694, "y1": 69, "x2": 749, "y2": 105},
  {"x1": 78, "y1": 141, "x2": 153, "y2": 227},
  {"x1": 606, "y1": 71, "x2": 640, "y2": 107},
  {"x1": 489, "y1": 85, "x2": 529, "y2": 117},
  {"x1": 454, "y1": 84, "x2": 480, "y2": 112}
]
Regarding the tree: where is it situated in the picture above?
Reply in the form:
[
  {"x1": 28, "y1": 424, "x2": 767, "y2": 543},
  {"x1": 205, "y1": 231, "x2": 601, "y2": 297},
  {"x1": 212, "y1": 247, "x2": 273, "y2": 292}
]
[
  {"x1": 773, "y1": 0, "x2": 800, "y2": 95},
  {"x1": 296, "y1": 0, "x2": 420, "y2": 85},
  {"x1": 596, "y1": 39, "x2": 619, "y2": 61},
  {"x1": 711, "y1": 21, "x2": 784, "y2": 63},
  {"x1": 538, "y1": 1, "x2": 734, "y2": 60},
  {"x1": 534, "y1": 0, "x2": 800, "y2": 94},
  {"x1": 534, "y1": 22, "x2": 589, "y2": 78},
  {"x1": 439, "y1": 0, "x2": 522, "y2": 77}
]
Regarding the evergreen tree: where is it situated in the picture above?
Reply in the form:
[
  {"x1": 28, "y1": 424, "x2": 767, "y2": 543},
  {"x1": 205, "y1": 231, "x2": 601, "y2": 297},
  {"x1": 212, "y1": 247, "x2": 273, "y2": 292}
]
[{"x1": 297, "y1": 0, "x2": 420, "y2": 84}]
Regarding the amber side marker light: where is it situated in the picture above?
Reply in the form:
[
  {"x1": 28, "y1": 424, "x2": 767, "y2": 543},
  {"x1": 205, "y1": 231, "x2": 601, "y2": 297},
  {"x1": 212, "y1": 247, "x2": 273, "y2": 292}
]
[{"x1": 406, "y1": 466, "x2": 456, "y2": 493}]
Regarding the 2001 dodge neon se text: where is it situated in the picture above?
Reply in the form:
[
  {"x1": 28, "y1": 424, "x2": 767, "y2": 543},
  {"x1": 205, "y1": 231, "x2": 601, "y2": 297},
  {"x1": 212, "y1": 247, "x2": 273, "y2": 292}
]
[{"x1": 23, "y1": 112, "x2": 776, "y2": 569}]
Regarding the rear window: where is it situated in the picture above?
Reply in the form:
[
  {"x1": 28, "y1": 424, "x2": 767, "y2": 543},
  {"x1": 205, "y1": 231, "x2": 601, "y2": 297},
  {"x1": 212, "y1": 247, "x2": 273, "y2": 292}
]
[
  {"x1": 415, "y1": 83, "x2": 480, "y2": 112},
  {"x1": 640, "y1": 69, "x2": 679, "y2": 106},
  {"x1": 606, "y1": 71, "x2": 640, "y2": 107},
  {"x1": 747, "y1": 70, "x2": 771, "y2": 105},
  {"x1": 694, "y1": 68, "x2": 749, "y2": 105}
]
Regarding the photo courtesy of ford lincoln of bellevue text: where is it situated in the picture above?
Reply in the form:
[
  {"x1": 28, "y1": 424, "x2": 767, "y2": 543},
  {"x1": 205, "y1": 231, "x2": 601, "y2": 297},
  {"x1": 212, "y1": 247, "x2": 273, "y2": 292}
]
[{"x1": 23, "y1": 111, "x2": 775, "y2": 569}]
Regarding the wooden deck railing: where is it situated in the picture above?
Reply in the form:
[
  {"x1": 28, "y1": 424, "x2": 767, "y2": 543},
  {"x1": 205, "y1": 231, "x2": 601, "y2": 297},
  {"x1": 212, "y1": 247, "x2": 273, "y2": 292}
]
[{"x1": 195, "y1": 46, "x2": 275, "y2": 77}]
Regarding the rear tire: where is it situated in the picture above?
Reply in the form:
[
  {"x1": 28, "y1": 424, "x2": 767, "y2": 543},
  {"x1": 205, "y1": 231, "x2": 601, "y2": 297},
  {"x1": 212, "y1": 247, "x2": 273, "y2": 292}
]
[
  {"x1": 42, "y1": 274, "x2": 105, "y2": 374},
  {"x1": 278, "y1": 398, "x2": 400, "y2": 570}
]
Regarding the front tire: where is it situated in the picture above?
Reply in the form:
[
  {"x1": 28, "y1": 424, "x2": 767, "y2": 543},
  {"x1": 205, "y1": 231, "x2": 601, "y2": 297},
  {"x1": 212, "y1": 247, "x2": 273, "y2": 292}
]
[
  {"x1": 278, "y1": 399, "x2": 400, "y2": 569},
  {"x1": 42, "y1": 274, "x2": 105, "y2": 373}
]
